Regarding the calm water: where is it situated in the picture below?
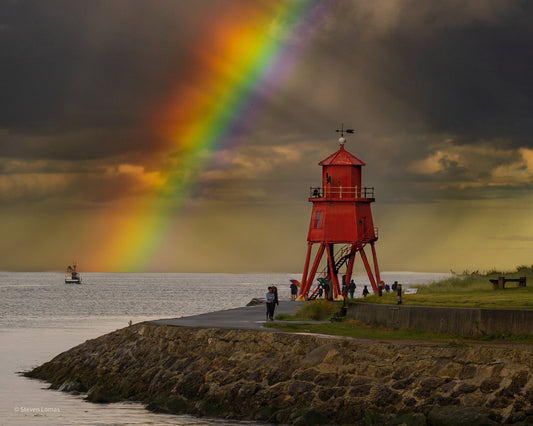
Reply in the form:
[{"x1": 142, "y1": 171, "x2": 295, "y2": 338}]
[{"x1": 0, "y1": 271, "x2": 450, "y2": 425}]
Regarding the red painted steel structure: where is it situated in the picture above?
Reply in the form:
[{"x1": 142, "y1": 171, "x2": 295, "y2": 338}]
[{"x1": 297, "y1": 137, "x2": 381, "y2": 300}]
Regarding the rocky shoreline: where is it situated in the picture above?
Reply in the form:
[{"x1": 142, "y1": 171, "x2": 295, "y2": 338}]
[{"x1": 26, "y1": 322, "x2": 533, "y2": 425}]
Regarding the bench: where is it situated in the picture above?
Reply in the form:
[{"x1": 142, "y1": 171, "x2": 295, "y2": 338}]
[{"x1": 489, "y1": 276, "x2": 526, "y2": 289}]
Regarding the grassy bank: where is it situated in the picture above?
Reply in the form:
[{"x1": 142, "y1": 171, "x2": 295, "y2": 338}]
[
  {"x1": 266, "y1": 318, "x2": 533, "y2": 345},
  {"x1": 267, "y1": 266, "x2": 533, "y2": 343},
  {"x1": 266, "y1": 319, "x2": 463, "y2": 342},
  {"x1": 359, "y1": 265, "x2": 533, "y2": 309}
]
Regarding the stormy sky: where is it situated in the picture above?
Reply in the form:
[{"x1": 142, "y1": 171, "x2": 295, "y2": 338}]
[{"x1": 1, "y1": 0, "x2": 532, "y2": 273}]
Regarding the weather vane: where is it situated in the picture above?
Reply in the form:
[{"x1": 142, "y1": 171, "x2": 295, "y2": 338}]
[{"x1": 335, "y1": 123, "x2": 355, "y2": 138}]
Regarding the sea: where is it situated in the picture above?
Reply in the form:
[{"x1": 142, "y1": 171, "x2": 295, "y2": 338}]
[{"x1": 0, "y1": 271, "x2": 450, "y2": 426}]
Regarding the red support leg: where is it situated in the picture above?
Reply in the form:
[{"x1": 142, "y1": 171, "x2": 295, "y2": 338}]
[
  {"x1": 345, "y1": 244, "x2": 357, "y2": 285},
  {"x1": 301, "y1": 243, "x2": 326, "y2": 298},
  {"x1": 360, "y1": 247, "x2": 379, "y2": 293},
  {"x1": 298, "y1": 242, "x2": 313, "y2": 299},
  {"x1": 371, "y1": 242, "x2": 381, "y2": 285},
  {"x1": 326, "y1": 243, "x2": 340, "y2": 299}
]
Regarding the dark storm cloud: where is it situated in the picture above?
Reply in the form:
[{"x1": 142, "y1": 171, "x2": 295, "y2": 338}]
[
  {"x1": 3, "y1": 1, "x2": 531, "y2": 152},
  {"x1": 375, "y1": 25, "x2": 533, "y2": 141},
  {"x1": 0, "y1": 0, "x2": 208, "y2": 160},
  {"x1": 304, "y1": 1, "x2": 533, "y2": 144}
]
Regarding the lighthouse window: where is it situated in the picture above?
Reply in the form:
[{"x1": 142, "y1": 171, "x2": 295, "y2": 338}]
[{"x1": 314, "y1": 211, "x2": 322, "y2": 228}]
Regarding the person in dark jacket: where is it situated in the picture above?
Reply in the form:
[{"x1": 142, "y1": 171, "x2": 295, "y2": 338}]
[
  {"x1": 290, "y1": 282, "x2": 298, "y2": 301},
  {"x1": 323, "y1": 281, "x2": 330, "y2": 300},
  {"x1": 348, "y1": 279, "x2": 356, "y2": 298},
  {"x1": 266, "y1": 287, "x2": 276, "y2": 321}
]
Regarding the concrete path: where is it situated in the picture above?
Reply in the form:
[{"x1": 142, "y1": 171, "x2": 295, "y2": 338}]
[{"x1": 151, "y1": 301, "x2": 305, "y2": 331}]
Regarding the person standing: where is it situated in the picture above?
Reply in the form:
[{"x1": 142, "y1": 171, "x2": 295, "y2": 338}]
[
  {"x1": 348, "y1": 279, "x2": 356, "y2": 298},
  {"x1": 272, "y1": 286, "x2": 279, "y2": 307},
  {"x1": 323, "y1": 281, "x2": 330, "y2": 300},
  {"x1": 290, "y1": 281, "x2": 298, "y2": 301},
  {"x1": 362, "y1": 285, "x2": 369, "y2": 297},
  {"x1": 266, "y1": 287, "x2": 276, "y2": 321}
]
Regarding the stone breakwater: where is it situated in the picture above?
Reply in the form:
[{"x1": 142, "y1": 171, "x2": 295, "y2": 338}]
[{"x1": 26, "y1": 323, "x2": 533, "y2": 425}]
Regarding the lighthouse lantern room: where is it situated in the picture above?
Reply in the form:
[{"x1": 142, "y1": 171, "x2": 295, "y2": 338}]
[{"x1": 297, "y1": 130, "x2": 381, "y2": 300}]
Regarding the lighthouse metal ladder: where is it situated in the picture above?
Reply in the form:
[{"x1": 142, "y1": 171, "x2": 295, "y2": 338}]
[{"x1": 308, "y1": 244, "x2": 356, "y2": 300}]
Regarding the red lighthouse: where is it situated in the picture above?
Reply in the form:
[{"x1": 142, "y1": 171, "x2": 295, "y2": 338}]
[{"x1": 298, "y1": 131, "x2": 381, "y2": 300}]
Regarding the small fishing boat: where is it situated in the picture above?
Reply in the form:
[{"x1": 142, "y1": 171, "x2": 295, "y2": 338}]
[{"x1": 65, "y1": 263, "x2": 82, "y2": 284}]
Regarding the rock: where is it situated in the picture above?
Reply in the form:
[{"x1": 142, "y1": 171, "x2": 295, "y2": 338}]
[
  {"x1": 348, "y1": 384, "x2": 372, "y2": 397},
  {"x1": 420, "y1": 377, "x2": 445, "y2": 390},
  {"x1": 288, "y1": 380, "x2": 314, "y2": 397},
  {"x1": 392, "y1": 377, "x2": 414, "y2": 389},
  {"x1": 317, "y1": 386, "x2": 345, "y2": 401},
  {"x1": 459, "y1": 364, "x2": 478, "y2": 379},
  {"x1": 503, "y1": 370, "x2": 529, "y2": 396},
  {"x1": 246, "y1": 298, "x2": 264, "y2": 306},
  {"x1": 480, "y1": 377, "x2": 502, "y2": 393},
  {"x1": 58, "y1": 380, "x2": 87, "y2": 392},
  {"x1": 86, "y1": 385, "x2": 121, "y2": 403},
  {"x1": 293, "y1": 367, "x2": 319, "y2": 381},
  {"x1": 452, "y1": 382, "x2": 478, "y2": 396},
  {"x1": 369, "y1": 385, "x2": 400, "y2": 407},
  {"x1": 314, "y1": 372, "x2": 338, "y2": 387},
  {"x1": 301, "y1": 343, "x2": 339, "y2": 365},
  {"x1": 24, "y1": 323, "x2": 533, "y2": 425}
]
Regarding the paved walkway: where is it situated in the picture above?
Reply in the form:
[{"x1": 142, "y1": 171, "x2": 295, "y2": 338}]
[{"x1": 151, "y1": 301, "x2": 305, "y2": 331}]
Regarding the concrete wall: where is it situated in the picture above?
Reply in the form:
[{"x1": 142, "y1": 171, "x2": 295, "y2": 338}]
[{"x1": 346, "y1": 303, "x2": 533, "y2": 336}]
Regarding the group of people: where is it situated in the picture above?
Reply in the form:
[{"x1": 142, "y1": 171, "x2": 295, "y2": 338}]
[
  {"x1": 267, "y1": 279, "x2": 402, "y2": 320},
  {"x1": 345, "y1": 279, "x2": 357, "y2": 298}
]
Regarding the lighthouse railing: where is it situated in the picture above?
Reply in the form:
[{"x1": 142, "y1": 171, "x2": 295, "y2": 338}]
[
  {"x1": 309, "y1": 186, "x2": 375, "y2": 199},
  {"x1": 361, "y1": 187, "x2": 374, "y2": 198}
]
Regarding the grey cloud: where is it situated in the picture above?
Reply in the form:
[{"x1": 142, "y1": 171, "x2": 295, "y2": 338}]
[
  {"x1": 290, "y1": 1, "x2": 531, "y2": 145},
  {"x1": 0, "y1": 1, "x2": 203, "y2": 157},
  {"x1": 1, "y1": 0, "x2": 532, "y2": 207}
]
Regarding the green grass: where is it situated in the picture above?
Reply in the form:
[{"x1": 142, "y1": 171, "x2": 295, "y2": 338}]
[
  {"x1": 294, "y1": 299, "x2": 340, "y2": 320},
  {"x1": 266, "y1": 319, "x2": 452, "y2": 341},
  {"x1": 275, "y1": 299, "x2": 340, "y2": 321},
  {"x1": 358, "y1": 266, "x2": 533, "y2": 309},
  {"x1": 265, "y1": 319, "x2": 533, "y2": 345}
]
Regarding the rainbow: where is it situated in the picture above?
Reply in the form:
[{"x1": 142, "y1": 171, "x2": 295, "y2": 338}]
[{"x1": 93, "y1": 1, "x2": 321, "y2": 271}]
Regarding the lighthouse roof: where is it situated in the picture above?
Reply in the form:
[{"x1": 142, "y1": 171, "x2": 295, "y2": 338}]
[{"x1": 319, "y1": 144, "x2": 366, "y2": 166}]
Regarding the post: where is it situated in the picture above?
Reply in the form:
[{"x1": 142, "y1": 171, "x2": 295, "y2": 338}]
[{"x1": 397, "y1": 284, "x2": 402, "y2": 305}]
